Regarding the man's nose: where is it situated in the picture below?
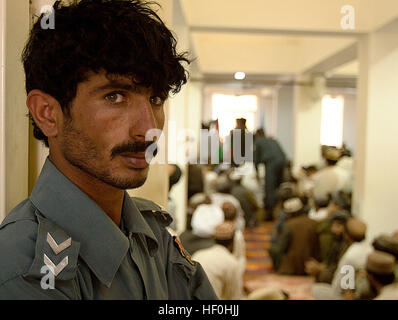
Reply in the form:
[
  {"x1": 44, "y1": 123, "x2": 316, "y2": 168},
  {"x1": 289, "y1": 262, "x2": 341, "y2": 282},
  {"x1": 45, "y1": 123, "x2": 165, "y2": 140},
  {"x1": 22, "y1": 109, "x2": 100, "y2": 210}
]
[{"x1": 129, "y1": 96, "x2": 157, "y2": 140}]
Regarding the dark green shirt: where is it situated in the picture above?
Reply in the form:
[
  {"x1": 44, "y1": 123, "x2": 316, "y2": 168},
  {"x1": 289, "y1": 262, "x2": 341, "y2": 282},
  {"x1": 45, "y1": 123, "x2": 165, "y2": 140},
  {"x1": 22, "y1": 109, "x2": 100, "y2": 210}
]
[
  {"x1": 0, "y1": 159, "x2": 217, "y2": 300},
  {"x1": 254, "y1": 137, "x2": 286, "y2": 165}
]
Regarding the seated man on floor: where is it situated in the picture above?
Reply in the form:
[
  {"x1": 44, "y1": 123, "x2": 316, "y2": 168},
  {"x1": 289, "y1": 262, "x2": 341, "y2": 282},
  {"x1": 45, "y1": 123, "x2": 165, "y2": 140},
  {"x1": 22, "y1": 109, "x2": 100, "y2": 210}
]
[
  {"x1": 192, "y1": 222, "x2": 244, "y2": 300},
  {"x1": 306, "y1": 217, "x2": 367, "y2": 284},
  {"x1": 312, "y1": 220, "x2": 370, "y2": 300},
  {"x1": 270, "y1": 182, "x2": 297, "y2": 242},
  {"x1": 222, "y1": 201, "x2": 246, "y2": 276},
  {"x1": 313, "y1": 231, "x2": 398, "y2": 300},
  {"x1": 229, "y1": 170, "x2": 261, "y2": 228},
  {"x1": 316, "y1": 210, "x2": 350, "y2": 264},
  {"x1": 179, "y1": 203, "x2": 223, "y2": 255},
  {"x1": 366, "y1": 251, "x2": 397, "y2": 300},
  {"x1": 309, "y1": 194, "x2": 331, "y2": 222},
  {"x1": 210, "y1": 175, "x2": 246, "y2": 232},
  {"x1": 269, "y1": 197, "x2": 319, "y2": 275}
]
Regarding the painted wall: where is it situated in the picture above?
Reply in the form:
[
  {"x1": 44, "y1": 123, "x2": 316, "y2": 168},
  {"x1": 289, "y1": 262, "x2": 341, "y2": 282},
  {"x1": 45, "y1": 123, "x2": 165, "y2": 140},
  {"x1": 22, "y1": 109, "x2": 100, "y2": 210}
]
[
  {"x1": 293, "y1": 76, "x2": 324, "y2": 169},
  {"x1": 355, "y1": 20, "x2": 398, "y2": 240},
  {"x1": 342, "y1": 93, "x2": 356, "y2": 153},
  {"x1": 276, "y1": 86, "x2": 294, "y2": 160},
  {"x1": 1, "y1": 0, "x2": 30, "y2": 220}
]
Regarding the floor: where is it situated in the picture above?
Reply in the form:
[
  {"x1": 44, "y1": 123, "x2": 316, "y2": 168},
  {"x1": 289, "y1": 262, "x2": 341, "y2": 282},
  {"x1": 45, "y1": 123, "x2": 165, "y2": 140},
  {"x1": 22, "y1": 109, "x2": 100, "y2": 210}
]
[{"x1": 243, "y1": 222, "x2": 315, "y2": 300}]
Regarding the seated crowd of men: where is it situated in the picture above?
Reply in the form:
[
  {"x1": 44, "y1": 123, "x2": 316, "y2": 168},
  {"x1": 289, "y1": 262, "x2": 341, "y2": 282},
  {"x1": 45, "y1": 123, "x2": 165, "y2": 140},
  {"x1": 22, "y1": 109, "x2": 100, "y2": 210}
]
[
  {"x1": 173, "y1": 144, "x2": 398, "y2": 300},
  {"x1": 179, "y1": 167, "x2": 273, "y2": 300},
  {"x1": 269, "y1": 146, "x2": 398, "y2": 300}
]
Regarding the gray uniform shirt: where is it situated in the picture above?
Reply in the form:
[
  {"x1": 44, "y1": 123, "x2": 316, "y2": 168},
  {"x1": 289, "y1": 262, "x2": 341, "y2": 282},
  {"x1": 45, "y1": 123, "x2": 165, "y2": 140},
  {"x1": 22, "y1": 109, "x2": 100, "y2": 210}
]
[{"x1": 0, "y1": 159, "x2": 217, "y2": 300}]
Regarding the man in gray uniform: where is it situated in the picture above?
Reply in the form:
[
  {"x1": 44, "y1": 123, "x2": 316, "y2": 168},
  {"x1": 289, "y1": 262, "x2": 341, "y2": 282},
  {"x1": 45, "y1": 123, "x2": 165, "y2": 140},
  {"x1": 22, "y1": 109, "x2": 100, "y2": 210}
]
[
  {"x1": 0, "y1": 0, "x2": 217, "y2": 300},
  {"x1": 254, "y1": 129, "x2": 286, "y2": 221}
]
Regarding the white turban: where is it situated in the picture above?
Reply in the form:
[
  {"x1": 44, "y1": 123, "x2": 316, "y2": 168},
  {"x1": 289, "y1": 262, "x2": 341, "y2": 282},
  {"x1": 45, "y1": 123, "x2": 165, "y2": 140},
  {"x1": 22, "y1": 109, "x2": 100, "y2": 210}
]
[{"x1": 191, "y1": 204, "x2": 224, "y2": 238}]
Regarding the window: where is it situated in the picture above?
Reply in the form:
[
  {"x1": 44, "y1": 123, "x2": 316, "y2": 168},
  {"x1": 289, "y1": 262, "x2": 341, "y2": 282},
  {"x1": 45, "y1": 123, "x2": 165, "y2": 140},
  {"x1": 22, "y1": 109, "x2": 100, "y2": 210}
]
[
  {"x1": 320, "y1": 95, "x2": 344, "y2": 147},
  {"x1": 211, "y1": 94, "x2": 258, "y2": 140}
]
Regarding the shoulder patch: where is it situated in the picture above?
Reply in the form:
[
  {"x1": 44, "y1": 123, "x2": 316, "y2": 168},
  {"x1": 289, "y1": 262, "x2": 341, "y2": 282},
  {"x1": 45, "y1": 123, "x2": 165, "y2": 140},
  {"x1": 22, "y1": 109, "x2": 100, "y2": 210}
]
[
  {"x1": 0, "y1": 199, "x2": 37, "y2": 230},
  {"x1": 0, "y1": 218, "x2": 38, "y2": 285},
  {"x1": 25, "y1": 214, "x2": 80, "y2": 282},
  {"x1": 173, "y1": 236, "x2": 196, "y2": 266}
]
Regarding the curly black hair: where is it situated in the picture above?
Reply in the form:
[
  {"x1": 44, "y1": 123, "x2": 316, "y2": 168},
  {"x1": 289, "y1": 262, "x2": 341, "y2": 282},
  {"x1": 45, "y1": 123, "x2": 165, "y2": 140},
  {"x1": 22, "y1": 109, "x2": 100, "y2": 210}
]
[{"x1": 23, "y1": 0, "x2": 190, "y2": 147}]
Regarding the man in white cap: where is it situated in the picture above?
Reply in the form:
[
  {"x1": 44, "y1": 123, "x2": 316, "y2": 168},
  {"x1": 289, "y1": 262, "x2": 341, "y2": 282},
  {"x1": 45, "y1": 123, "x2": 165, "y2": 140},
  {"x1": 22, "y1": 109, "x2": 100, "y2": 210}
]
[
  {"x1": 209, "y1": 175, "x2": 246, "y2": 232},
  {"x1": 312, "y1": 148, "x2": 351, "y2": 198},
  {"x1": 270, "y1": 197, "x2": 319, "y2": 275},
  {"x1": 179, "y1": 204, "x2": 224, "y2": 255},
  {"x1": 192, "y1": 222, "x2": 244, "y2": 300}
]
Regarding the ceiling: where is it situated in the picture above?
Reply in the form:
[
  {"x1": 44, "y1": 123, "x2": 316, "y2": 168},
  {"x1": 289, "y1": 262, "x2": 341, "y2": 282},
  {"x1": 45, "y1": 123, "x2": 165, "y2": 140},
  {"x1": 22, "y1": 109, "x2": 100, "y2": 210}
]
[{"x1": 176, "y1": 0, "x2": 398, "y2": 82}]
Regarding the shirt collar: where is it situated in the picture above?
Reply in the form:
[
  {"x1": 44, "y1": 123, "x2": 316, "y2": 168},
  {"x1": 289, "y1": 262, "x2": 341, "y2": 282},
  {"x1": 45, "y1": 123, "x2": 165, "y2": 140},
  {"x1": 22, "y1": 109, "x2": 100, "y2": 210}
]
[
  {"x1": 30, "y1": 158, "x2": 158, "y2": 287},
  {"x1": 121, "y1": 195, "x2": 159, "y2": 256}
]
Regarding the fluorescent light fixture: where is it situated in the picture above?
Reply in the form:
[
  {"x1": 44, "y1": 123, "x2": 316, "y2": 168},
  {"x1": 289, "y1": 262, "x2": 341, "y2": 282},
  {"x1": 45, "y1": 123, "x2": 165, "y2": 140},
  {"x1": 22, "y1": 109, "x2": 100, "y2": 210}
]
[{"x1": 234, "y1": 72, "x2": 246, "y2": 80}]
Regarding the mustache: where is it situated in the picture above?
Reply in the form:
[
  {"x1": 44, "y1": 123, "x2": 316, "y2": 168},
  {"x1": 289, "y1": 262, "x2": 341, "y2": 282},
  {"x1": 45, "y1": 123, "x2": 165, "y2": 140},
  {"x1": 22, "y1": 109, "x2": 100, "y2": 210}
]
[{"x1": 111, "y1": 140, "x2": 158, "y2": 159}]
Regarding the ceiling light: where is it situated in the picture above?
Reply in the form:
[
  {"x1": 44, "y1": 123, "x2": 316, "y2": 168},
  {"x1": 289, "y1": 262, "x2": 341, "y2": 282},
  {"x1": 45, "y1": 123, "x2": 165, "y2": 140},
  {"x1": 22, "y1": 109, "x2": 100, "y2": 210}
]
[{"x1": 234, "y1": 72, "x2": 246, "y2": 80}]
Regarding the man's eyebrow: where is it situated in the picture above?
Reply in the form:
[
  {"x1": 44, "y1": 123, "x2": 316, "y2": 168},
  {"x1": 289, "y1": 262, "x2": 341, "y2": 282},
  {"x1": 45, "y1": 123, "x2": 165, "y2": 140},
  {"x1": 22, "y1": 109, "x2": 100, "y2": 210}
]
[{"x1": 91, "y1": 80, "x2": 138, "y2": 94}]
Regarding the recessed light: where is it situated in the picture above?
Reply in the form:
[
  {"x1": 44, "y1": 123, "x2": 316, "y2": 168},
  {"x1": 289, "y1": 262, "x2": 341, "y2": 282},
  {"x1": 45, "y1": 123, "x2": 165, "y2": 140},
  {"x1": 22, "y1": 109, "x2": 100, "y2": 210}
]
[{"x1": 234, "y1": 72, "x2": 246, "y2": 80}]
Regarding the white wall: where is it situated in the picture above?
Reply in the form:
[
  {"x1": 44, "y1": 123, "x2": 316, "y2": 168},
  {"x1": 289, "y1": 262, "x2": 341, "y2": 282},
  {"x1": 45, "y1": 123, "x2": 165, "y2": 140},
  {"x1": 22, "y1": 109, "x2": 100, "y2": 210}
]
[
  {"x1": 276, "y1": 85, "x2": 294, "y2": 160},
  {"x1": 1, "y1": 0, "x2": 30, "y2": 219},
  {"x1": 342, "y1": 92, "x2": 356, "y2": 153},
  {"x1": 166, "y1": 0, "x2": 192, "y2": 233},
  {"x1": 261, "y1": 95, "x2": 274, "y2": 137},
  {"x1": 292, "y1": 76, "x2": 324, "y2": 169},
  {"x1": 355, "y1": 20, "x2": 398, "y2": 240}
]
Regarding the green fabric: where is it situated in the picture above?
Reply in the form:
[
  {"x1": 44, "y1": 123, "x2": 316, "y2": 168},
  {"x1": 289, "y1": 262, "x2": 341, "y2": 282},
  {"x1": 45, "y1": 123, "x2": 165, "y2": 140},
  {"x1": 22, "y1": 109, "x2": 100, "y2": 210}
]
[
  {"x1": 254, "y1": 137, "x2": 286, "y2": 165},
  {"x1": 317, "y1": 219, "x2": 334, "y2": 262},
  {"x1": 0, "y1": 158, "x2": 218, "y2": 300}
]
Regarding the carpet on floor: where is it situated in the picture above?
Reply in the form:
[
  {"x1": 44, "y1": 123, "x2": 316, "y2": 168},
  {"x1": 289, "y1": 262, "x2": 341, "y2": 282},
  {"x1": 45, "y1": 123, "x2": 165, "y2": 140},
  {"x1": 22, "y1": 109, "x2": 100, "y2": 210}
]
[{"x1": 243, "y1": 222, "x2": 315, "y2": 300}]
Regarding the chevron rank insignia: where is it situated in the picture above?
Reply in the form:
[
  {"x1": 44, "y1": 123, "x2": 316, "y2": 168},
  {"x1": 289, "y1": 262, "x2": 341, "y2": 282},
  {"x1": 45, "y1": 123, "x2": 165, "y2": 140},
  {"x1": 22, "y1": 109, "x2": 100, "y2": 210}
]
[
  {"x1": 47, "y1": 232, "x2": 72, "y2": 255},
  {"x1": 25, "y1": 216, "x2": 80, "y2": 282},
  {"x1": 44, "y1": 254, "x2": 69, "y2": 276},
  {"x1": 43, "y1": 232, "x2": 72, "y2": 277},
  {"x1": 173, "y1": 236, "x2": 195, "y2": 266}
]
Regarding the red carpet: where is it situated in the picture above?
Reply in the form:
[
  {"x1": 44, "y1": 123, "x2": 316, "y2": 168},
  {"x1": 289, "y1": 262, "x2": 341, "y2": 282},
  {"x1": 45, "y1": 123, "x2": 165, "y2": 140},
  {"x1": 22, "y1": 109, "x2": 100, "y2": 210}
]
[
  {"x1": 243, "y1": 222, "x2": 315, "y2": 300},
  {"x1": 243, "y1": 222, "x2": 274, "y2": 281}
]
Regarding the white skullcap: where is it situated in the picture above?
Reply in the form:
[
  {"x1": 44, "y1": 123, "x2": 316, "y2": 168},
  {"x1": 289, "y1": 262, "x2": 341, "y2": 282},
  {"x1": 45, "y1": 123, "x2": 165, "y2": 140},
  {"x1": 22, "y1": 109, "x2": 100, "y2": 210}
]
[
  {"x1": 283, "y1": 197, "x2": 303, "y2": 214},
  {"x1": 191, "y1": 204, "x2": 224, "y2": 238}
]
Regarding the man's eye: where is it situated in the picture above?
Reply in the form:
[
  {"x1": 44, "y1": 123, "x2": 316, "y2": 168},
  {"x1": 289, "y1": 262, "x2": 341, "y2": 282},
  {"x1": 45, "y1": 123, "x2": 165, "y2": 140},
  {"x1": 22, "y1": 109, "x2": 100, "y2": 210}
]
[
  {"x1": 150, "y1": 96, "x2": 164, "y2": 107},
  {"x1": 105, "y1": 93, "x2": 125, "y2": 104}
]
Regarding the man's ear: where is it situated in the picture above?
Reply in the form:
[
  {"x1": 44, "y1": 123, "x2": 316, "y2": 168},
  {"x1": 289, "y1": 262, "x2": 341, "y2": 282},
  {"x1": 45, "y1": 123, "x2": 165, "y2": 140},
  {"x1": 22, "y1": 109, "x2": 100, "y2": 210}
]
[{"x1": 26, "y1": 90, "x2": 61, "y2": 139}]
